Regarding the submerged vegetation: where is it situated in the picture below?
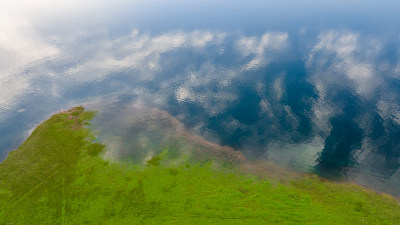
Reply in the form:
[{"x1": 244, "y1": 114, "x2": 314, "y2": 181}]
[{"x1": 0, "y1": 107, "x2": 399, "y2": 224}]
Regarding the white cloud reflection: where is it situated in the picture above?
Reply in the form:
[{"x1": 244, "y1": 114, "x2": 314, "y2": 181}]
[
  {"x1": 2, "y1": 8, "x2": 400, "y2": 196},
  {"x1": 0, "y1": 16, "x2": 58, "y2": 111},
  {"x1": 307, "y1": 31, "x2": 380, "y2": 96},
  {"x1": 62, "y1": 30, "x2": 225, "y2": 82},
  {"x1": 0, "y1": 23, "x2": 289, "y2": 119},
  {"x1": 236, "y1": 32, "x2": 288, "y2": 71}
]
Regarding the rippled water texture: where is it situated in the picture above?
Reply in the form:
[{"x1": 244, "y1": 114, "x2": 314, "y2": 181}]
[{"x1": 1, "y1": 0, "x2": 400, "y2": 195}]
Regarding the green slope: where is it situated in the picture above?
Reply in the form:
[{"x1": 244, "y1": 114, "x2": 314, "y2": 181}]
[{"x1": 0, "y1": 107, "x2": 399, "y2": 224}]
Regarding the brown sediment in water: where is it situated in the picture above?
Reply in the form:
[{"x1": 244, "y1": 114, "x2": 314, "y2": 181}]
[{"x1": 93, "y1": 104, "x2": 301, "y2": 181}]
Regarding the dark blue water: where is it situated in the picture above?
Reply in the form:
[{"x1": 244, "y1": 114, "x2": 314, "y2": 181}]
[{"x1": 1, "y1": 0, "x2": 400, "y2": 195}]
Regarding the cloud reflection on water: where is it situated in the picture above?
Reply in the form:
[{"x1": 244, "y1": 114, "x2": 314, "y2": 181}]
[{"x1": 0, "y1": 18, "x2": 400, "y2": 195}]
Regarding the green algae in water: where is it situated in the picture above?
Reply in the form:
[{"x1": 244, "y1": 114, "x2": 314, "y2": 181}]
[{"x1": 0, "y1": 107, "x2": 399, "y2": 224}]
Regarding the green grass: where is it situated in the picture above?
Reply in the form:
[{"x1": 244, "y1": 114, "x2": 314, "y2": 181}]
[{"x1": 0, "y1": 107, "x2": 399, "y2": 224}]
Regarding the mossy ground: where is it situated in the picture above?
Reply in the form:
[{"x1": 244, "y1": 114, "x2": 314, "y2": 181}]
[{"x1": 0, "y1": 107, "x2": 399, "y2": 224}]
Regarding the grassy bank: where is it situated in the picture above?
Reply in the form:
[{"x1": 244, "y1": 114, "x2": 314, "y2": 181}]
[{"x1": 0, "y1": 107, "x2": 399, "y2": 224}]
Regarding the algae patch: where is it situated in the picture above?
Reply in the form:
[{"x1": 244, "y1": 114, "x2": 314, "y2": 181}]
[{"x1": 0, "y1": 107, "x2": 399, "y2": 224}]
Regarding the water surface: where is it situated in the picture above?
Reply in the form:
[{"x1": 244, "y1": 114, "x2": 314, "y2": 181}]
[{"x1": 1, "y1": 0, "x2": 400, "y2": 195}]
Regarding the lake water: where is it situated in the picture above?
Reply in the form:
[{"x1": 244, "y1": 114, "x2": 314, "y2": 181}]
[{"x1": 1, "y1": 0, "x2": 400, "y2": 195}]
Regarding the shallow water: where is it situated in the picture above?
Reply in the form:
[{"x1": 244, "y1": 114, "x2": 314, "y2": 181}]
[{"x1": 1, "y1": 0, "x2": 400, "y2": 195}]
